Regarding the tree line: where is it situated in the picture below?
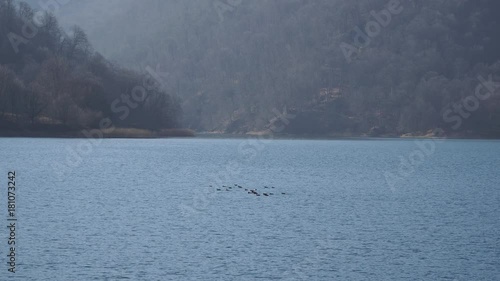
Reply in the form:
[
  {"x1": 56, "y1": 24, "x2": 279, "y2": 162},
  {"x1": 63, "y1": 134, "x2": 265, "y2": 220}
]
[
  {"x1": 0, "y1": 0, "x2": 181, "y2": 135},
  {"x1": 81, "y1": 0, "x2": 500, "y2": 137}
]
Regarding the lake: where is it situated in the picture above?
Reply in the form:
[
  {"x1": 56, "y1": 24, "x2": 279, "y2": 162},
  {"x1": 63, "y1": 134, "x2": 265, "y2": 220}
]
[{"x1": 1, "y1": 138, "x2": 499, "y2": 280}]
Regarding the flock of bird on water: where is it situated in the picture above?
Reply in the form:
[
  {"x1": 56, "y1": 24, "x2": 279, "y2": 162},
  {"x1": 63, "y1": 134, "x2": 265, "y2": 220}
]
[{"x1": 213, "y1": 184, "x2": 286, "y2": 197}]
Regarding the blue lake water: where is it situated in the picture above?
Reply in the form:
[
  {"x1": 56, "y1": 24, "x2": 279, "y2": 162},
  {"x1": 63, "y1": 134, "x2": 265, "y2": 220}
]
[{"x1": 0, "y1": 138, "x2": 499, "y2": 280}]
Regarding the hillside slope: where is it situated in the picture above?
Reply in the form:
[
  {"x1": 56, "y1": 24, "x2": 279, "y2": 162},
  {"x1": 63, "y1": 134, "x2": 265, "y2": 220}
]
[
  {"x1": 14, "y1": 0, "x2": 500, "y2": 137},
  {"x1": 1, "y1": 0, "x2": 182, "y2": 136}
]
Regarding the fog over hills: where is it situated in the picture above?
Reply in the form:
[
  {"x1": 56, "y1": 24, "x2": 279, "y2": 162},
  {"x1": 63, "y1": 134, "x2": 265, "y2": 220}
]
[
  {"x1": 20, "y1": 0, "x2": 131, "y2": 39},
  {"x1": 5, "y1": 0, "x2": 500, "y2": 137},
  {"x1": 1, "y1": 0, "x2": 183, "y2": 137}
]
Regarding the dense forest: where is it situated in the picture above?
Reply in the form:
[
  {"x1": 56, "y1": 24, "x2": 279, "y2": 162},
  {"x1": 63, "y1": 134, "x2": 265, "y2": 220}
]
[
  {"x1": 2, "y1": 0, "x2": 500, "y2": 137},
  {"x1": 0, "y1": 0, "x2": 183, "y2": 137}
]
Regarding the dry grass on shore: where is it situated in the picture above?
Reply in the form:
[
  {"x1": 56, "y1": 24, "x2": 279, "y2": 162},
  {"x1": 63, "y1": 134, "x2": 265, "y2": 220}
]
[{"x1": 101, "y1": 128, "x2": 195, "y2": 138}]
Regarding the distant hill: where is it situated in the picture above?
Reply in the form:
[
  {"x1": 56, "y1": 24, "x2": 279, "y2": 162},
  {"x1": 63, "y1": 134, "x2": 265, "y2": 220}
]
[
  {"x1": 0, "y1": 0, "x2": 182, "y2": 136},
  {"x1": 10, "y1": 0, "x2": 500, "y2": 137}
]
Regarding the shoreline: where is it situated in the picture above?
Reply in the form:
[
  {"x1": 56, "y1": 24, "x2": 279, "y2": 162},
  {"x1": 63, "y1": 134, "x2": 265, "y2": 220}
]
[
  {"x1": 0, "y1": 128, "x2": 196, "y2": 139},
  {"x1": 2, "y1": 130, "x2": 499, "y2": 140},
  {"x1": 195, "y1": 133, "x2": 500, "y2": 141}
]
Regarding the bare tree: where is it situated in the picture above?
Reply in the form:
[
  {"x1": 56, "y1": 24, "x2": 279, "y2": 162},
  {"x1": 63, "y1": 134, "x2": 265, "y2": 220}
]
[
  {"x1": 66, "y1": 26, "x2": 92, "y2": 60},
  {"x1": 35, "y1": 12, "x2": 62, "y2": 51},
  {"x1": 33, "y1": 57, "x2": 71, "y2": 122},
  {"x1": 24, "y1": 87, "x2": 47, "y2": 125},
  {"x1": 0, "y1": 0, "x2": 15, "y2": 25},
  {"x1": 18, "y1": 1, "x2": 33, "y2": 20},
  {"x1": 0, "y1": 65, "x2": 24, "y2": 121},
  {"x1": 0, "y1": 65, "x2": 11, "y2": 117}
]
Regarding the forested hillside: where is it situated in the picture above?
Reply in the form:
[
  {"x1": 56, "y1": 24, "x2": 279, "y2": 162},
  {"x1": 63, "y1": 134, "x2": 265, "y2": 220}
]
[
  {"x1": 3, "y1": 0, "x2": 500, "y2": 137},
  {"x1": 60, "y1": 0, "x2": 499, "y2": 137},
  {"x1": 0, "y1": 0, "x2": 182, "y2": 136}
]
